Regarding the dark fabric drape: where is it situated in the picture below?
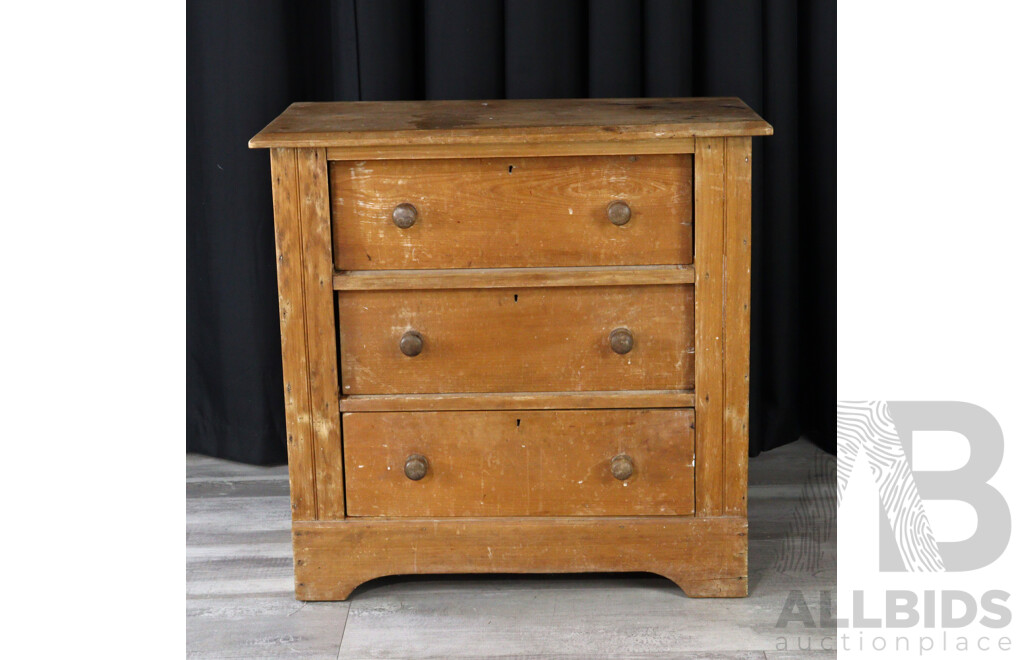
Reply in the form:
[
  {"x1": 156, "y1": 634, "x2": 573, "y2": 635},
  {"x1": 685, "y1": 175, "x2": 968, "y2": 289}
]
[{"x1": 187, "y1": 0, "x2": 836, "y2": 464}]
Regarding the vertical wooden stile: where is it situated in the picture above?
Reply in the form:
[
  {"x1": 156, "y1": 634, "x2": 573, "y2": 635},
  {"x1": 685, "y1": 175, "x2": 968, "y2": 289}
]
[
  {"x1": 694, "y1": 138, "x2": 726, "y2": 517},
  {"x1": 270, "y1": 148, "x2": 317, "y2": 520},
  {"x1": 297, "y1": 148, "x2": 346, "y2": 520},
  {"x1": 723, "y1": 138, "x2": 752, "y2": 516}
]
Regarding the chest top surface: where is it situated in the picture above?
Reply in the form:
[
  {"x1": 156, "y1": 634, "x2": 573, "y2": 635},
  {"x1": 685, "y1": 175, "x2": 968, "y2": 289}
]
[{"x1": 249, "y1": 97, "x2": 772, "y2": 149}]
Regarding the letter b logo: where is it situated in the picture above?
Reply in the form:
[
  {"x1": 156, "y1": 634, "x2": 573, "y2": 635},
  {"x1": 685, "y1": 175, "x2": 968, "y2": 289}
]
[{"x1": 837, "y1": 401, "x2": 1010, "y2": 572}]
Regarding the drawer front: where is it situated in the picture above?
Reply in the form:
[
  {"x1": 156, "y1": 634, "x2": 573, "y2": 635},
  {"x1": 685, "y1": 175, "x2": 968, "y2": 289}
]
[
  {"x1": 330, "y1": 155, "x2": 692, "y2": 270},
  {"x1": 337, "y1": 284, "x2": 694, "y2": 395},
  {"x1": 343, "y1": 409, "x2": 695, "y2": 517}
]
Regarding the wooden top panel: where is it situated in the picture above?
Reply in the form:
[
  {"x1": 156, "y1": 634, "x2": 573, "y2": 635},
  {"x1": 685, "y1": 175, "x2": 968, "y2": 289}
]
[{"x1": 249, "y1": 97, "x2": 772, "y2": 149}]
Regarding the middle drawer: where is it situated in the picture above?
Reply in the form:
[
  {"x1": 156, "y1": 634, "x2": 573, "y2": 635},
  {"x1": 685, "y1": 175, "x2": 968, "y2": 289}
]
[{"x1": 337, "y1": 284, "x2": 694, "y2": 395}]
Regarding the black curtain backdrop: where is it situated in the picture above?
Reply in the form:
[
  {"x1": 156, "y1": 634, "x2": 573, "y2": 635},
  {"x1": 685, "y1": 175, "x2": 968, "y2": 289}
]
[{"x1": 187, "y1": 0, "x2": 836, "y2": 464}]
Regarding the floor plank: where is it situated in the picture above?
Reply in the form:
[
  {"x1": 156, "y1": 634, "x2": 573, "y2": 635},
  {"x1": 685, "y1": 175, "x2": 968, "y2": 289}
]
[{"x1": 187, "y1": 595, "x2": 348, "y2": 659}]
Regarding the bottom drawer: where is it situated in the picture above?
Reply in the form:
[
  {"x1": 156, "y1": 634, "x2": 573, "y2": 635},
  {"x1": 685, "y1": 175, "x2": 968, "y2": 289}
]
[{"x1": 343, "y1": 408, "x2": 695, "y2": 517}]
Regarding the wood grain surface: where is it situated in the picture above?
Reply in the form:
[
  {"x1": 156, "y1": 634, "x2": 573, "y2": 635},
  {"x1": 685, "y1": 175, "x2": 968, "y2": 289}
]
[
  {"x1": 330, "y1": 155, "x2": 692, "y2": 270},
  {"x1": 333, "y1": 265, "x2": 695, "y2": 291},
  {"x1": 339, "y1": 389, "x2": 696, "y2": 412},
  {"x1": 252, "y1": 100, "x2": 766, "y2": 606},
  {"x1": 343, "y1": 409, "x2": 695, "y2": 517},
  {"x1": 269, "y1": 148, "x2": 346, "y2": 521},
  {"x1": 336, "y1": 284, "x2": 694, "y2": 395},
  {"x1": 723, "y1": 137, "x2": 752, "y2": 516},
  {"x1": 269, "y1": 148, "x2": 316, "y2": 520},
  {"x1": 296, "y1": 148, "x2": 345, "y2": 520},
  {"x1": 293, "y1": 516, "x2": 747, "y2": 601},
  {"x1": 249, "y1": 97, "x2": 773, "y2": 149},
  {"x1": 323, "y1": 137, "x2": 696, "y2": 160},
  {"x1": 694, "y1": 138, "x2": 727, "y2": 518}
]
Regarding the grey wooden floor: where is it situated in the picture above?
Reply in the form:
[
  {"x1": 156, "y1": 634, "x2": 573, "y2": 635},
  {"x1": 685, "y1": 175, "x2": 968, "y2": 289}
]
[{"x1": 187, "y1": 439, "x2": 836, "y2": 659}]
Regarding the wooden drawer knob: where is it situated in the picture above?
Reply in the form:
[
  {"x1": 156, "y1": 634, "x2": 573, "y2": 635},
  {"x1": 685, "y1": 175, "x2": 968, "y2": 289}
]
[
  {"x1": 611, "y1": 454, "x2": 634, "y2": 480},
  {"x1": 399, "y1": 330, "x2": 423, "y2": 357},
  {"x1": 392, "y1": 202, "x2": 418, "y2": 229},
  {"x1": 609, "y1": 327, "x2": 634, "y2": 354},
  {"x1": 606, "y1": 200, "x2": 631, "y2": 226},
  {"x1": 404, "y1": 454, "x2": 428, "y2": 481}
]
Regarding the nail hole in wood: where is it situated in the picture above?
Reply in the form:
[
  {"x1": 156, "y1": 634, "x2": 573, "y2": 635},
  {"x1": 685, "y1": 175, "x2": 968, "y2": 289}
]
[
  {"x1": 508, "y1": 165, "x2": 514, "y2": 173},
  {"x1": 516, "y1": 419, "x2": 521, "y2": 427},
  {"x1": 514, "y1": 294, "x2": 518, "y2": 302}
]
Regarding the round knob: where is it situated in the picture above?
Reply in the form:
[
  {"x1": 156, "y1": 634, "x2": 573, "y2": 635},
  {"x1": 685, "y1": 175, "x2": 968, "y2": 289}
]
[
  {"x1": 606, "y1": 200, "x2": 631, "y2": 226},
  {"x1": 400, "y1": 330, "x2": 423, "y2": 357},
  {"x1": 611, "y1": 454, "x2": 634, "y2": 481},
  {"x1": 404, "y1": 454, "x2": 428, "y2": 481},
  {"x1": 392, "y1": 202, "x2": 418, "y2": 229},
  {"x1": 609, "y1": 327, "x2": 634, "y2": 355}
]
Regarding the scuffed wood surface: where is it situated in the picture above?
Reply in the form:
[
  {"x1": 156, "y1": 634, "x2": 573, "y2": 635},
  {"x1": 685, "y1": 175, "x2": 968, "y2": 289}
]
[
  {"x1": 268, "y1": 148, "x2": 346, "y2": 521},
  {"x1": 323, "y1": 137, "x2": 696, "y2": 160},
  {"x1": 342, "y1": 409, "x2": 695, "y2": 517},
  {"x1": 255, "y1": 104, "x2": 765, "y2": 619},
  {"x1": 339, "y1": 389, "x2": 696, "y2": 412},
  {"x1": 293, "y1": 516, "x2": 747, "y2": 601},
  {"x1": 333, "y1": 265, "x2": 695, "y2": 291},
  {"x1": 296, "y1": 148, "x2": 345, "y2": 520},
  {"x1": 724, "y1": 137, "x2": 753, "y2": 516},
  {"x1": 694, "y1": 138, "x2": 727, "y2": 517},
  {"x1": 330, "y1": 155, "x2": 692, "y2": 270},
  {"x1": 249, "y1": 97, "x2": 772, "y2": 149},
  {"x1": 336, "y1": 284, "x2": 694, "y2": 395},
  {"x1": 269, "y1": 148, "x2": 316, "y2": 520}
]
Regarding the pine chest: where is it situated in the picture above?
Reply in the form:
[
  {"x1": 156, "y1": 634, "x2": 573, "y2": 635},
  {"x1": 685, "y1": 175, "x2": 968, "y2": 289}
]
[{"x1": 250, "y1": 98, "x2": 771, "y2": 599}]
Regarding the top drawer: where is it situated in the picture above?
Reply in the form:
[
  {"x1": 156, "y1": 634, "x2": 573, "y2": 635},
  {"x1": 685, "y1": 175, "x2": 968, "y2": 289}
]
[{"x1": 330, "y1": 154, "x2": 692, "y2": 270}]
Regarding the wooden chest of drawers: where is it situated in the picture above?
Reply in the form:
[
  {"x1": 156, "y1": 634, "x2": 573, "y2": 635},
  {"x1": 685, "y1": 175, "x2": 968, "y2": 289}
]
[{"x1": 250, "y1": 98, "x2": 771, "y2": 600}]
